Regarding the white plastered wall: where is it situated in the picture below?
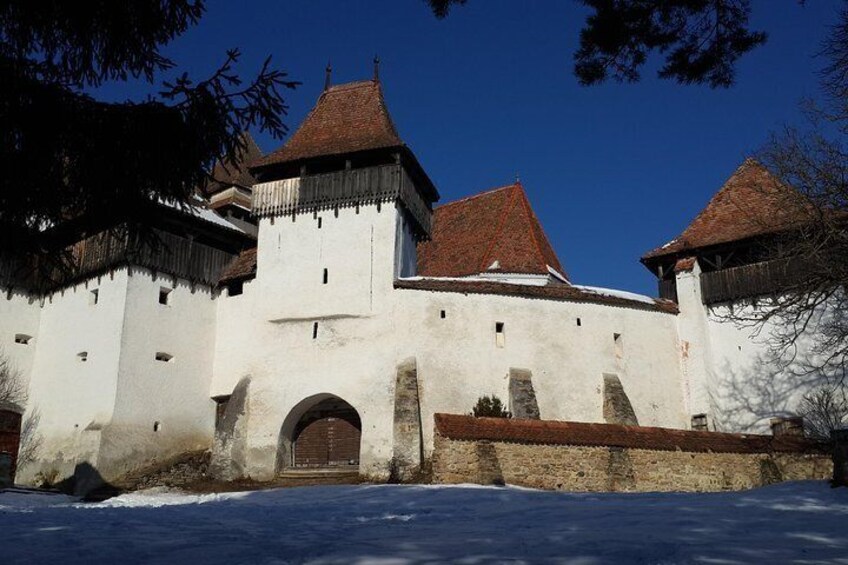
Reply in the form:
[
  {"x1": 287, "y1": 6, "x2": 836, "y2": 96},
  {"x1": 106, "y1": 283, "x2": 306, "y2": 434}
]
[
  {"x1": 0, "y1": 289, "x2": 41, "y2": 389},
  {"x1": 213, "y1": 198, "x2": 688, "y2": 479},
  {"x1": 20, "y1": 272, "x2": 129, "y2": 483},
  {"x1": 212, "y1": 202, "x2": 403, "y2": 479},
  {"x1": 675, "y1": 259, "x2": 833, "y2": 433},
  {"x1": 99, "y1": 269, "x2": 218, "y2": 479},
  {"x1": 393, "y1": 289, "x2": 687, "y2": 457}
]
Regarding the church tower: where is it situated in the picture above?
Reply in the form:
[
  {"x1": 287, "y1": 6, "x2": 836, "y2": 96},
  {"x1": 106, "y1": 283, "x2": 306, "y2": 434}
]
[{"x1": 245, "y1": 70, "x2": 438, "y2": 318}]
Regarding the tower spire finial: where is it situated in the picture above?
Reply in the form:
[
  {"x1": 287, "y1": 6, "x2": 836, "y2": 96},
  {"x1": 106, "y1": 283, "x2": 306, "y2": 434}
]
[
  {"x1": 373, "y1": 55, "x2": 380, "y2": 82},
  {"x1": 324, "y1": 60, "x2": 332, "y2": 91}
]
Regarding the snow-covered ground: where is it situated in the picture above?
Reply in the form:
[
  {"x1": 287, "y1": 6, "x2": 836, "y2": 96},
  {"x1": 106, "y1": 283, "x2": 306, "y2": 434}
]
[{"x1": 1, "y1": 481, "x2": 847, "y2": 564}]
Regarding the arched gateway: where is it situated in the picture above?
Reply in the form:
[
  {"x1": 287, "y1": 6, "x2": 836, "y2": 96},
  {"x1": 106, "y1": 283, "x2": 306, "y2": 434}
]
[{"x1": 278, "y1": 394, "x2": 362, "y2": 470}]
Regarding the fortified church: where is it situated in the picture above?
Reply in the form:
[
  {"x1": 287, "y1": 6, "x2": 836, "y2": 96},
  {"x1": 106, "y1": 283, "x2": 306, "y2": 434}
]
[{"x1": 0, "y1": 71, "x2": 822, "y2": 485}]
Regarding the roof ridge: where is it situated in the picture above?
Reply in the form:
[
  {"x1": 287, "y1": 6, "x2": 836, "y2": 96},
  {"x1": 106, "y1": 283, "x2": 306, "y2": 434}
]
[
  {"x1": 478, "y1": 184, "x2": 521, "y2": 272},
  {"x1": 325, "y1": 79, "x2": 378, "y2": 92},
  {"x1": 515, "y1": 184, "x2": 550, "y2": 272},
  {"x1": 436, "y1": 183, "x2": 518, "y2": 209}
]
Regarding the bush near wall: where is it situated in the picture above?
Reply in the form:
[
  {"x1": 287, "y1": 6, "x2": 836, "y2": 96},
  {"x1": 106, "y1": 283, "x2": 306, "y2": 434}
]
[{"x1": 431, "y1": 414, "x2": 831, "y2": 492}]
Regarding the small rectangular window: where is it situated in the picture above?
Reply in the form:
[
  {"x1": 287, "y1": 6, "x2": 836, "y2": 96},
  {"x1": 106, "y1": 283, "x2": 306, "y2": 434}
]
[
  {"x1": 155, "y1": 352, "x2": 174, "y2": 363},
  {"x1": 14, "y1": 334, "x2": 32, "y2": 345},
  {"x1": 495, "y1": 322, "x2": 505, "y2": 348},
  {"x1": 312, "y1": 322, "x2": 319, "y2": 339},
  {"x1": 440, "y1": 310, "x2": 446, "y2": 319},
  {"x1": 89, "y1": 289, "x2": 99, "y2": 306},
  {"x1": 159, "y1": 287, "x2": 172, "y2": 305},
  {"x1": 77, "y1": 351, "x2": 88, "y2": 362},
  {"x1": 576, "y1": 318, "x2": 582, "y2": 327},
  {"x1": 613, "y1": 333, "x2": 623, "y2": 358},
  {"x1": 317, "y1": 217, "x2": 323, "y2": 229},
  {"x1": 691, "y1": 413, "x2": 709, "y2": 431},
  {"x1": 227, "y1": 280, "x2": 244, "y2": 297},
  {"x1": 322, "y1": 268, "x2": 328, "y2": 285}
]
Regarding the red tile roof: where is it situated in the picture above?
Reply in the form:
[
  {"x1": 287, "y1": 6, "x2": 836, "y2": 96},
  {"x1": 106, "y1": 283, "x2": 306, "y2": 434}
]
[
  {"x1": 395, "y1": 278, "x2": 678, "y2": 314},
  {"x1": 643, "y1": 159, "x2": 810, "y2": 261},
  {"x1": 252, "y1": 80, "x2": 403, "y2": 169},
  {"x1": 417, "y1": 183, "x2": 566, "y2": 278},
  {"x1": 434, "y1": 413, "x2": 826, "y2": 454},
  {"x1": 219, "y1": 247, "x2": 257, "y2": 283}
]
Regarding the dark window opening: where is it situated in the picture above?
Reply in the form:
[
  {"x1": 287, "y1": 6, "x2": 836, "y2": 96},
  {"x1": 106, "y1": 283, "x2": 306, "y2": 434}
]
[
  {"x1": 159, "y1": 287, "x2": 172, "y2": 305},
  {"x1": 317, "y1": 217, "x2": 323, "y2": 229},
  {"x1": 323, "y1": 268, "x2": 328, "y2": 284},
  {"x1": 227, "y1": 280, "x2": 244, "y2": 296},
  {"x1": 691, "y1": 413, "x2": 708, "y2": 431},
  {"x1": 89, "y1": 289, "x2": 99, "y2": 305},
  {"x1": 153, "y1": 421, "x2": 161, "y2": 432},
  {"x1": 495, "y1": 322, "x2": 505, "y2": 348},
  {"x1": 14, "y1": 334, "x2": 32, "y2": 345},
  {"x1": 155, "y1": 352, "x2": 174, "y2": 363},
  {"x1": 576, "y1": 318, "x2": 582, "y2": 327},
  {"x1": 312, "y1": 322, "x2": 319, "y2": 339},
  {"x1": 440, "y1": 310, "x2": 446, "y2": 319}
]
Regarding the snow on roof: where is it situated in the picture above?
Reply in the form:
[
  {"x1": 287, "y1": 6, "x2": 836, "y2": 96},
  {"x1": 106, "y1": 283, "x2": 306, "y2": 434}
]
[
  {"x1": 570, "y1": 284, "x2": 657, "y2": 305},
  {"x1": 159, "y1": 196, "x2": 246, "y2": 234}
]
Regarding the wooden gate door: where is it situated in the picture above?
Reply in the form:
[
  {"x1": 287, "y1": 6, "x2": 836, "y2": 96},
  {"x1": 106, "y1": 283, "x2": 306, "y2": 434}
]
[{"x1": 293, "y1": 404, "x2": 361, "y2": 467}]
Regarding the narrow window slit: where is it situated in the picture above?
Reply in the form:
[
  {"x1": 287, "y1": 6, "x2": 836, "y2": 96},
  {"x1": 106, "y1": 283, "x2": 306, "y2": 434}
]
[
  {"x1": 312, "y1": 322, "x2": 319, "y2": 339},
  {"x1": 155, "y1": 352, "x2": 174, "y2": 363},
  {"x1": 14, "y1": 334, "x2": 32, "y2": 345}
]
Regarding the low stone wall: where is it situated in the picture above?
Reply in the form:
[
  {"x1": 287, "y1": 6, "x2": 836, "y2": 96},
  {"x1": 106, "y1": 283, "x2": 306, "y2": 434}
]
[{"x1": 432, "y1": 414, "x2": 831, "y2": 492}]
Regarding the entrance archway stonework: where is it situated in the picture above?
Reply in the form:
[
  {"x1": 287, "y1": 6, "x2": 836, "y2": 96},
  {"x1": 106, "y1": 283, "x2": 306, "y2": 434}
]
[{"x1": 276, "y1": 394, "x2": 363, "y2": 473}]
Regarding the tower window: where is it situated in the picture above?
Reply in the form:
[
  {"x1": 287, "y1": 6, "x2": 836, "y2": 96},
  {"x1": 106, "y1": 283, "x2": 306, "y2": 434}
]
[
  {"x1": 159, "y1": 287, "x2": 172, "y2": 305},
  {"x1": 77, "y1": 351, "x2": 88, "y2": 362},
  {"x1": 14, "y1": 334, "x2": 32, "y2": 345},
  {"x1": 495, "y1": 322, "x2": 505, "y2": 348},
  {"x1": 153, "y1": 421, "x2": 161, "y2": 432},
  {"x1": 440, "y1": 310, "x2": 446, "y2": 319},
  {"x1": 317, "y1": 217, "x2": 323, "y2": 229},
  {"x1": 323, "y1": 268, "x2": 328, "y2": 284},
  {"x1": 576, "y1": 318, "x2": 582, "y2": 327},
  {"x1": 155, "y1": 352, "x2": 174, "y2": 363},
  {"x1": 312, "y1": 322, "x2": 319, "y2": 339},
  {"x1": 89, "y1": 289, "x2": 99, "y2": 306}
]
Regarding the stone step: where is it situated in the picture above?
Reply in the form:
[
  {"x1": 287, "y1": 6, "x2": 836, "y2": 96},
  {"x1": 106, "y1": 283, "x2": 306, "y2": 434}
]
[{"x1": 279, "y1": 467, "x2": 359, "y2": 477}]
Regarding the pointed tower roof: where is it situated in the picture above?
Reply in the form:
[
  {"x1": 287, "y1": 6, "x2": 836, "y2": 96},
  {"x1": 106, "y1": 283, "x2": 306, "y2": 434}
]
[
  {"x1": 417, "y1": 182, "x2": 566, "y2": 279},
  {"x1": 252, "y1": 80, "x2": 403, "y2": 169},
  {"x1": 203, "y1": 132, "x2": 263, "y2": 195},
  {"x1": 643, "y1": 159, "x2": 809, "y2": 261}
]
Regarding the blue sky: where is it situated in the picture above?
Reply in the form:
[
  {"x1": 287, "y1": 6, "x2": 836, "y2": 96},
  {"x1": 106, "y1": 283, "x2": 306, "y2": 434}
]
[{"x1": 99, "y1": 1, "x2": 843, "y2": 294}]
